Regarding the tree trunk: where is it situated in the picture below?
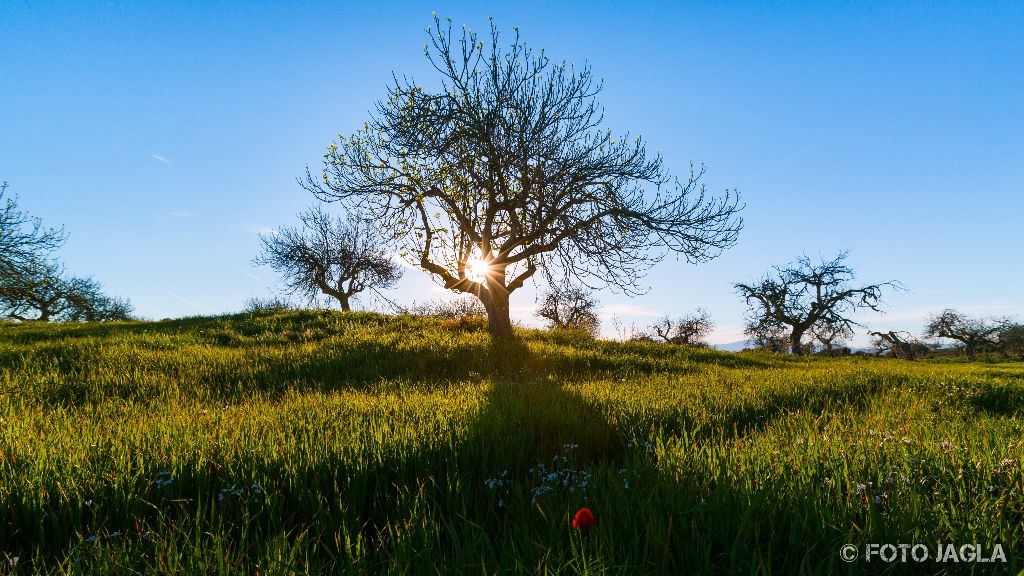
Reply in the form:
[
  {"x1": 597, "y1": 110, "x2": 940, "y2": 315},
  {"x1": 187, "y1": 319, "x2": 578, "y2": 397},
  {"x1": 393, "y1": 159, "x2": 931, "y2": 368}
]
[
  {"x1": 480, "y1": 288, "x2": 513, "y2": 339},
  {"x1": 790, "y1": 330, "x2": 805, "y2": 356},
  {"x1": 316, "y1": 277, "x2": 351, "y2": 312},
  {"x1": 965, "y1": 342, "x2": 977, "y2": 361}
]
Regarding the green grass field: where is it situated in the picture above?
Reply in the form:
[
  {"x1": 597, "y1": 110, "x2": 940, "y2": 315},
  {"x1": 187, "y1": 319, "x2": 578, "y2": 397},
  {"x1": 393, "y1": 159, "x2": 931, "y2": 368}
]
[{"x1": 1, "y1": 311, "x2": 1022, "y2": 574}]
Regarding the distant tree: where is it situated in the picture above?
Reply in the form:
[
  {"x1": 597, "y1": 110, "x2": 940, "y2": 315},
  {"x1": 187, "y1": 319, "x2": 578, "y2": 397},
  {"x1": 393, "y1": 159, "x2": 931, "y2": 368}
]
[
  {"x1": 60, "y1": 277, "x2": 134, "y2": 321},
  {"x1": 303, "y1": 17, "x2": 743, "y2": 338},
  {"x1": 997, "y1": 324, "x2": 1024, "y2": 359},
  {"x1": 649, "y1": 308, "x2": 713, "y2": 346},
  {"x1": 243, "y1": 296, "x2": 297, "y2": 314},
  {"x1": 0, "y1": 182, "x2": 66, "y2": 284},
  {"x1": 254, "y1": 206, "x2": 402, "y2": 312},
  {"x1": 809, "y1": 318, "x2": 854, "y2": 353},
  {"x1": 536, "y1": 286, "x2": 600, "y2": 337},
  {"x1": 0, "y1": 258, "x2": 131, "y2": 322},
  {"x1": 735, "y1": 252, "x2": 899, "y2": 355},
  {"x1": 923, "y1": 309, "x2": 1010, "y2": 360},
  {"x1": 869, "y1": 330, "x2": 929, "y2": 360}
]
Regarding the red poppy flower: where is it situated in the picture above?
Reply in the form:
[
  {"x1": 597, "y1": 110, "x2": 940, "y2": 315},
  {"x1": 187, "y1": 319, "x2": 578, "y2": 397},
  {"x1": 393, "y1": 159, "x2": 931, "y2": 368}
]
[{"x1": 572, "y1": 507, "x2": 596, "y2": 529}]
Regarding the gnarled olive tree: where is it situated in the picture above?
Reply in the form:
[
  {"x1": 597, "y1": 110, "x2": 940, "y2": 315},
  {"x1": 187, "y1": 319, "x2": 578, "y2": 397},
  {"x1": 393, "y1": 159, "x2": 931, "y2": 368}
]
[
  {"x1": 923, "y1": 309, "x2": 1010, "y2": 360},
  {"x1": 869, "y1": 330, "x2": 928, "y2": 360},
  {"x1": 304, "y1": 18, "x2": 743, "y2": 337},
  {"x1": 736, "y1": 252, "x2": 899, "y2": 355}
]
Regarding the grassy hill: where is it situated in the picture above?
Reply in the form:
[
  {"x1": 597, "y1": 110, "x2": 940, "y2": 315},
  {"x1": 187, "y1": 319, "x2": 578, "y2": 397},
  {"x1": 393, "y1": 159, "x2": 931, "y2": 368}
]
[{"x1": 1, "y1": 311, "x2": 1022, "y2": 574}]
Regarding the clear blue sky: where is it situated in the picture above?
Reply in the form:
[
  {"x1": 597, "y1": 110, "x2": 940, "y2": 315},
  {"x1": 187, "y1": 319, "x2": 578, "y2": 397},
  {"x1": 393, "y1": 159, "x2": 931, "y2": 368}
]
[{"x1": 3, "y1": 1, "x2": 1022, "y2": 345}]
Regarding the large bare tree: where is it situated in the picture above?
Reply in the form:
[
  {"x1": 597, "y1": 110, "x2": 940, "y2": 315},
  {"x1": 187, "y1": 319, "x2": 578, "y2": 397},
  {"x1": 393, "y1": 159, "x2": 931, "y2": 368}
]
[
  {"x1": 254, "y1": 206, "x2": 402, "y2": 311},
  {"x1": 736, "y1": 252, "x2": 899, "y2": 355},
  {"x1": 923, "y1": 309, "x2": 1010, "y2": 360},
  {"x1": 304, "y1": 17, "x2": 743, "y2": 337}
]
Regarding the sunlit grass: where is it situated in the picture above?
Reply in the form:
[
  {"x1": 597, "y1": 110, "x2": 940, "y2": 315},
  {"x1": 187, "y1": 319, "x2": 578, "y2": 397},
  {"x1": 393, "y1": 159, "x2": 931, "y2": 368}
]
[{"x1": 0, "y1": 311, "x2": 1022, "y2": 574}]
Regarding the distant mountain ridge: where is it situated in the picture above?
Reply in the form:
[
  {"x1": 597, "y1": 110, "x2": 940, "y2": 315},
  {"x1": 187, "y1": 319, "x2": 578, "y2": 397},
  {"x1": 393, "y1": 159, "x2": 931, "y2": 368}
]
[{"x1": 712, "y1": 339, "x2": 756, "y2": 352}]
